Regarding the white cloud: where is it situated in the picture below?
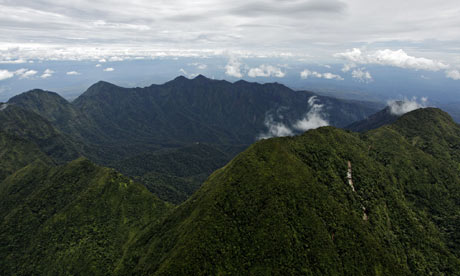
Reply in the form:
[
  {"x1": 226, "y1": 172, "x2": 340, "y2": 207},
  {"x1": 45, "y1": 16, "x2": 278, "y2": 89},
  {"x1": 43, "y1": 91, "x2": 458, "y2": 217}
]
[
  {"x1": 0, "y1": 68, "x2": 39, "y2": 80},
  {"x1": 351, "y1": 68, "x2": 373, "y2": 82},
  {"x1": 257, "y1": 115, "x2": 293, "y2": 140},
  {"x1": 248, "y1": 64, "x2": 285, "y2": 78},
  {"x1": 95, "y1": 64, "x2": 101, "y2": 67},
  {"x1": 258, "y1": 96, "x2": 329, "y2": 139},
  {"x1": 341, "y1": 63, "x2": 356, "y2": 72},
  {"x1": 188, "y1": 62, "x2": 207, "y2": 70},
  {"x1": 103, "y1": 67, "x2": 114, "y2": 72},
  {"x1": 66, "y1": 71, "x2": 81, "y2": 75},
  {"x1": 0, "y1": 59, "x2": 27, "y2": 64},
  {"x1": 225, "y1": 57, "x2": 243, "y2": 78},
  {"x1": 335, "y1": 48, "x2": 449, "y2": 71},
  {"x1": 0, "y1": 1, "x2": 460, "y2": 67},
  {"x1": 446, "y1": 70, "x2": 460, "y2": 80},
  {"x1": 300, "y1": 69, "x2": 311, "y2": 79},
  {"x1": 387, "y1": 97, "x2": 427, "y2": 115},
  {"x1": 293, "y1": 96, "x2": 329, "y2": 131},
  {"x1": 40, "y1": 68, "x2": 54, "y2": 79},
  {"x1": 14, "y1": 68, "x2": 37, "y2": 79},
  {"x1": 109, "y1": 56, "x2": 124, "y2": 62},
  {"x1": 300, "y1": 69, "x2": 343, "y2": 80},
  {"x1": 99, "y1": 58, "x2": 107, "y2": 63},
  {"x1": 322, "y1": 72, "x2": 343, "y2": 80},
  {"x1": 179, "y1": 68, "x2": 198, "y2": 78},
  {"x1": 0, "y1": 70, "x2": 14, "y2": 81}
]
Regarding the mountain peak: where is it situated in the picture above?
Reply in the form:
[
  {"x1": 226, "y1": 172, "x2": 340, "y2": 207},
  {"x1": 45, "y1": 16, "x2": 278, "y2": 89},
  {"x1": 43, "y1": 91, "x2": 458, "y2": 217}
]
[
  {"x1": 173, "y1": 75, "x2": 188, "y2": 81},
  {"x1": 395, "y1": 107, "x2": 455, "y2": 128},
  {"x1": 91, "y1": 80, "x2": 118, "y2": 88},
  {"x1": 8, "y1": 89, "x2": 69, "y2": 106},
  {"x1": 78, "y1": 81, "x2": 121, "y2": 98},
  {"x1": 193, "y1": 74, "x2": 208, "y2": 80}
]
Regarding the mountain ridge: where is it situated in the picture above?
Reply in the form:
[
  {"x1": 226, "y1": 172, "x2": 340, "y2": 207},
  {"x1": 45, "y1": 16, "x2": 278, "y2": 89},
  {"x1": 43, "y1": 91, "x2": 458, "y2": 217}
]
[
  {"x1": 115, "y1": 107, "x2": 460, "y2": 275},
  {"x1": 5, "y1": 75, "x2": 383, "y2": 202},
  {"x1": 2, "y1": 94, "x2": 460, "y2": 275}
]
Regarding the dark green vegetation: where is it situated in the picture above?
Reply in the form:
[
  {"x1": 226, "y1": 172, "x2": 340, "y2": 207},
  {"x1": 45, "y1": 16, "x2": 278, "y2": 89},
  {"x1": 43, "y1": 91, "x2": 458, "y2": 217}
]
[
  {"x1": 4, "y1": 76, "x2": 460, "y2": 275},
  {"x1": 9, "y1": 76, "x2": 381, "y2": 149},
  {"x1": 0, "y1": 104, "x2": 81, "y2": 165},
  {"x1": 7, "y1": 75, "x2": 380, "y2": 202},
  {"x1": 114, "y1": 108, "x2": 460, "y2": 275},
  {"x1": 0, "y1": 158, "x2": 171, "y2": 275},
  {"x1": 113, "y1": 143, "x2": 232, "y2": 203}
]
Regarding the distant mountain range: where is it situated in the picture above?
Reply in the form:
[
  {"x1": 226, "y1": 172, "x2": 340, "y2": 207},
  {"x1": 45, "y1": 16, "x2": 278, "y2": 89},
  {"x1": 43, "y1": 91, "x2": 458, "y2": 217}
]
[
  {"x1": 9, "y1": 75, "x2": 382, "y2": 146},
  {"x1": 5, "y1": 75, "x2": 382, "y2": 202}
]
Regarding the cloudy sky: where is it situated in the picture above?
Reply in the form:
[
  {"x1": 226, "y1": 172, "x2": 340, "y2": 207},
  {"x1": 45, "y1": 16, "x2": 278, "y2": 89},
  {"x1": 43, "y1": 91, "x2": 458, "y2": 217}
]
[{"x1": 0, "y1": 0, "x2": 459, "y2": 101}]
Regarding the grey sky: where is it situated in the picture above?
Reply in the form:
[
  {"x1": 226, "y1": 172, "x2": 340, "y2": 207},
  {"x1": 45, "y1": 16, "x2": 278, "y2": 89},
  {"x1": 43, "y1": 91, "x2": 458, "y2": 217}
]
[
  {"x1": 0, "y1": 0, "x2": 459, "y2": 61},
  {"x1": 0, "y1": 0, "x2": 460, "y2": 102}
]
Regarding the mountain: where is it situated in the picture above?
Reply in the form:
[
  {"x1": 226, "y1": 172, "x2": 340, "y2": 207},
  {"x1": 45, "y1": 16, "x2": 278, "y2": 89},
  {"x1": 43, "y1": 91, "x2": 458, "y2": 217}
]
[
  {"x1": 71, "y1": 76, "x2": 381, "y2": 146},
  {"x1": 8, "y1": 89, "x2": 111, "y2": 145},
  {"x1": 3, "y1": 100, "x2": 460, "y2": 274},
  {"x1": 346, "y1": 106, "x2": 400, "y2": 132},
  {"x1": 6, "y1": 76, "x2": 460, "y2": 274},
  {"x1": 0, "y1": 132, "x2": 51, "y2": 181},
  {"x1": 10, "y1": 76, "x2": 382, "y2": 152},
  {"x1": 6, "y1": 75, "x2": 382, "y2": 202},
  {"x1": 115, "y1": 108, "x2": 460, "y2": 275},
  {"x1": 0, "y1": 103, "x2": 82, "y2": 164},
  {"x1": 0, "y1": 158, "x2": 171, "y2": 276}
]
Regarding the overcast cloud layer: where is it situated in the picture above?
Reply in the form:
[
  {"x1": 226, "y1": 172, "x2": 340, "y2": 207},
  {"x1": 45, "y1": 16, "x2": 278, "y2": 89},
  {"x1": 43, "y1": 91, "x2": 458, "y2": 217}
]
[
  {"x1": 1, "y1": 0, "x2": 460, "y2": 63},
  {"x1": 0, "y1": 0, "x2": 459, "y2": 102}
]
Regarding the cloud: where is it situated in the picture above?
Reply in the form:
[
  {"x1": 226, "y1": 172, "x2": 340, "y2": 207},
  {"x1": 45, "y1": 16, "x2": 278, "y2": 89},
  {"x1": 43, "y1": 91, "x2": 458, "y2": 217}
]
[
  {"x1": 335, "y1": 48, "x2": 449, "y2": 71},
  {"x1": 14, "y1": 68, "x2": 37, "y2": 79},
  {"x1": 257, "y1": 115, "x2": 293, "y2": 140},
  {"x1": 0, "y1": 59, "x2": 28, "y2": 64},
  {"x1": 66, "y1": 71, "x2": 81, "y2": 75},
  {"x1": 225, "y1": 57, "x2": 243, "y2": 78},
  {"x1": 0, "y1": 68, "x2": 40, "y2": 80},
  {"x1": 248, "y1": 64, "x2": 285, "y2": 78},
  {"x1": 446, "y1": 70, "x2": 460, "y2": 80},
  {"x1": 95, "y1": 64, "x2": 101, "y2": 67},
  {"x1": 231, "y1": 0, "x2": 347, "y2": 17},
  {"x1": 179, "y1": 68, "x2": 198, "y2": 78},
  {"x1": 0, "y1": 70, "x2": 14, "y2": 81},
  {"x1": 1, "y1": 0, "x2": 460, "y2": 67},
  {"x1": 109, "y1": 56, "x2": 123, "y2": 62},
  {"x1": 300, "y1": 69, "x2": 343, "y2": 80},
  {"x1": 103, "y1": 67, "x2": 115, "y2": 72},
  {"x1": 40, "y1": 68, "x2": 54, "y2": 79},
  {"x1": 341, "y1": 63, "x2": 356, "y2": 72},
  {"x1": 351, "y1": 68, "x2": 372, "y2": 82},
  {"x1": 258, "y1": 96, "x2": 329, "y2": 139},
  {"x1": 188, "y1": 62, "x2": 207, "y2": 70},
  {"x1": 387, "y1": 97, "x2": 427, "y2": 115},
  {"x1": 293, "y1": 96, "x2": 329, "y2": 131}
]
